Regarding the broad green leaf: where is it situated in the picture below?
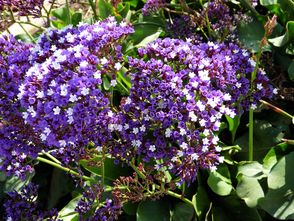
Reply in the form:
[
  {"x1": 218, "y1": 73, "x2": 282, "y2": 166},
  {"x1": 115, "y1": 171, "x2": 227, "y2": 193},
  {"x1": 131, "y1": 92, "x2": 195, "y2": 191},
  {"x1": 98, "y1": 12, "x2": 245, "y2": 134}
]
[
  {"x1": 58, "y1": 195, "x2": 82, "y2": 220},
  {"x1": 134, "y1": 30, "x2": 162, "y2": 48},
  {"x1": 123, "y1": 202, "x2": 139, "y2": 215},
  {"x1": 238, "y1": 19, "x2": 271, "y2": 52},
  {"x1": 103, "y1": 76, "x2": 111, "y2": 90},
  {"x1": 268, "y1": 152, "x2": 294, "y2": 189},
  {"x1": 207, "y1": 165, "x2": 233, "y2": 196},
  {"x1": 51, "y1": 7, "x2": 71, "y2": 26},
  {"x1": 236, "y1": 175, "x2": 264, "y2": 207},
  {"x1": 259, "y1": 152, "x2": 294, "y2": 219},
  {"x1": 98, "y1": 0, "x2": 114, "y2": 19},
  {"x1": 136, "y1": 199, "x2": 170, "y2": 221},
  {"x1": 269, "y1": 21, "x2": 294, "y2": 47},
  {"x1": 260, "y1": 0, "x2": 277, "y2": 5},
  {"x1": 172, "y1": 202, "x2": 194, "y2": 221},
  {"x1": 71, "y1": 12, "x2": 82, "y2": 26},
  {"x1": 237, "y1": 161, "x2": 265, "y2": 179}
]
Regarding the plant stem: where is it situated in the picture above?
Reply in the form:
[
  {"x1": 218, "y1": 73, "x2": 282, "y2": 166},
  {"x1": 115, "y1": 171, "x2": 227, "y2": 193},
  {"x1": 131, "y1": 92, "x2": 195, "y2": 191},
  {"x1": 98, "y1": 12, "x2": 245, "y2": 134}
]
[
  {"x1": 88, "y1": 0, "x2": 98, "y2": 21},
  {"x1": 38, "y1": 151, "x2": 61, "y2": 164},
  {"x1": 260, "y1": 100, "x2": 293, "y2": 120},
  {"x1": 37, "y1": 157, "x2": 95, "y2": 182}
]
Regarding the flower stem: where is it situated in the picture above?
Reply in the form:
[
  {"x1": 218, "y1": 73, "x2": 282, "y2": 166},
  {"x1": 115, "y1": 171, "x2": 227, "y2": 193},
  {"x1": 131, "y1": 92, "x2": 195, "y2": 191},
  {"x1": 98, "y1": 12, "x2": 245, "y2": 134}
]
[
  {"x1": 260, "y1": 100, "x2": 293, "y2": 120},
  {"x1": 36, "y1": 156, "x2": 95, "y2": 182}
]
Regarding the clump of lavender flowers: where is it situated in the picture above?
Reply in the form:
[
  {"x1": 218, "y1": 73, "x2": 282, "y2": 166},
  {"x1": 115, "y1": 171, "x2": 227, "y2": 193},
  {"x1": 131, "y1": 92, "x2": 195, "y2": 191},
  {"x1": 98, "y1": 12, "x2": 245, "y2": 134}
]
[
  {"x1": 0, "y1": 0, "x2": 44, "y2": 17},
  {"x1": 142, "y1": 0, "x2": 166, "y2": 16},
  {"x1": 4, "y1": 183, "x2": 59, "y2": 220},
  {"x1": 75, "y1": 184, "x2": 122, "y2": 220},
  {"x1": 109, "y1": 38, "x2": 274, "y2": 184},
  {"x1": 0, "y1": 35, "x2": 41, "y2": 179},
  {"x1": 18, "y1": 17, "x2": 134, "y2": 164}
]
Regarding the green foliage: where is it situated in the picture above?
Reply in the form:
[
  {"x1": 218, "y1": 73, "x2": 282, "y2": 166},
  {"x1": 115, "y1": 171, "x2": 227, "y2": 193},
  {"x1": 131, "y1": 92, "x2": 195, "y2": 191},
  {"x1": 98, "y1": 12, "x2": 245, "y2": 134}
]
[{"x1": 136, "y1": 199, "x2": 170, "y2": 221}]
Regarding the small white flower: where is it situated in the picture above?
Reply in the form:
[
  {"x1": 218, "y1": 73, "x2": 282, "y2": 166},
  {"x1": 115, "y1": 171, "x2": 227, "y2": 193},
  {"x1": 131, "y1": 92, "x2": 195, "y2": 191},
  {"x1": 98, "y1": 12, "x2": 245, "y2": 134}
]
[
  {"x1": 218, "y1": 156, "x2": 224, "y2": 163},
  {"x1": 81, "y1": 87, "x2": 90, "y2": 96},
  {"x1": 251, "y1": 103, "x2": 257, "y2": 110},
  {"x1": 69, "y1": 94, "x2": 78, "y2": 102},
  {"x1": 96, "y1": 146, "x2": 103, "y2": 152},
  {"x1": 189, "y1": 72, "x2": 195, "y2": 78},
  {"x1": 67, "y1": 108, "x2": 74, "y2": 116},
  {"x1": 116, "y1": 124, "x2": 123, "y2": 132},
  {"x1": 212, "y1": 136, "x2": 219, "y2": 144},
  {"x1": 177, "y1": 150, "x2": 184, "y2": 157},
  {"x1": 273, "y1": 88, "x2": 278, "y2": 94},
  {"x1": 215, "y1": 146, "x2": 222, "y2": 152},
  {"x1": 140, "y1": 125, "x2": 146, "y2": 132},
  {"x1": 50, "y1": 80, "x2": 57, "y2": 87},
  {"x1": 124, "y1": 123, "x2": 129, "y2": 130},
  {"x1": 165, "y1": 128, "x2": 172, "y2": 138},
  {"x1": 114, "y1": 62, "x2": 122, "y2": 70},
  {"x1": 196, "y1": 100, "x2": 205, "y2": 111},
  {"x1": 199, "y1": 119, "x2": 206, "y2": 127},
  {"x1": 203, "y1": 129, "x2": 210, "y2": 136},
  {"x1": 210, "y1": 166, "x2": 217, "y2": 172},
  {"x1": 198, "y1": 70, "x2": 210, "y2": 81},
  {"x1": 94, "y1": 71, "x2": 101, "y2": 79},
  {"x1": 80, "y1": 60, "x2": 88, "y2": 68},
  {"x1": 65, "y1": 32, "x2": 75, "y2": 43},
  {"x1": 149, "y1": 145, "x2": 156, "y2": 152},
  {"x1": 191, "y1": 153, "x2": 199, "y2": 160},
  {"x1": 53, "y1": 106, "x2": 61, "y2": 115},
  {"x1": 60, "y1": 84, "x2": 68, "y2": 96},
  {"x1": 108, "y1": 111, "x2": 114, "y2": 117},
  {"x1": 40, "y1": 133, "x2": 47, "y2": 141},
  {"x1": 36, "y1": 90, "x2": 44, "y2": 98},
  {"x1": 223, "y1": 93, "x2": 231, "y2": 101},
  {"x1": 203, "y1": 138, "x2": 210, "y2": 146},
  {"x1": 59, "y1": 140, "x2": 67, "y2": 147},
  {"x1": 257, "y1": 83, "x2": 263, "y2": 90},
  {"x1": 133, "y1": 127, "x2": 139, "y2": 135},
  {"x1": 110, "y1": 80, "x2": 117, "y2": 87},
  {"x1": 189, "y1": 111, "x2": 197, "y2": 122},
  {"x1": 125, "y1": 97, "x2": 132, "y2": 104},
  {"x1": 44, "y1": 127, "x2": 51, "y2": 135},
  {"x1": 67, "y1": 116, "x2": 74, "y2": 124},
  {"x1": 236, "y1": 82, "x2": 242, "y2": 88},
  {"x1": 100, "y1": 57, "x2": 108, "y2": 65},
  {"x1": 179, "y1": 128, "x2": 186, "y2": 136},
  {"x1": 180, "y1": 142, "x2": 188, "y2": 150}
]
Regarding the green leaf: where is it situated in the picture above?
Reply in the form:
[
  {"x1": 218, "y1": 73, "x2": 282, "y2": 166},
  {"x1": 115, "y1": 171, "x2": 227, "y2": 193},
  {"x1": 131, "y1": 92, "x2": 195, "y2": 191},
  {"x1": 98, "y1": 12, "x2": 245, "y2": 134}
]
[
  {"x1": 268, "y1": 152, "x2": 294, "y2": 189},
  {"x1": 260, "y1": 0, "x2": 278, "y2": 5},
  {"x1": 236, "y1": 175, "x2": 264, "y2": 207},
  {"x1": 259, "y1": 152, "x2": 294, "y2": 219},
  {"x1": 51, "y1": 6, "x2": 71, "y2": 26},
  {"x1": 134, "y1": 30, "x2": 162, "y2": 48},
  {"x1": 238, "y1": 18, "x2": 271, "y2": 53},
  {"x1": 123, "y1": 202, "x2": 139, "y2": 215},
  {"x1": 98, "y1": 0, "x2": 114, "y2": 19},
  {"x1": 225, "y1": 115, "x2": 241, "y2": 143},
  {"x1": 103, "y1": 76, "x2": 111, "y2": 90},
  {"x1": 207, "y1": 165, "x2": 233, "y2": 196},
  {"x1": 71, "y1": 12, "x2": 82, "y2": 26},
  {"x1": 192, "y1": 178, "x2": 210, "y2": 220},
  {"x1": 58, "y1": 195, "x2": 81, "y2": 220},
  {"x1": 269, "y1": 21, "x2": 294, "y2": 47},
  {"x1": 172, "y1": 202, "x2": 194, "y2": 221},
  {"x1": 4, "y1": 172, "x2": 34, "y2": 192},
  {"x1": 136, "y1": 199, "x2": 170, "y2": 221},
  {"x1": 237, "y1": 161, "x2": 265, "y2": 179},
  {"x1": 288, "y1": 61, "x2": 294, "y2": 81}
]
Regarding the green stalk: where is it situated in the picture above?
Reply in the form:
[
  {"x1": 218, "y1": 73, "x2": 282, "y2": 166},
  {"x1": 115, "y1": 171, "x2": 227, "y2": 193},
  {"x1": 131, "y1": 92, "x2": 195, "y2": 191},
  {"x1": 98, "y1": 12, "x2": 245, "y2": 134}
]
[
  {"x1": 38, "y1": 151, "x2": 61, "y2": 164},
  {"x1": 248, "y1": 44, "x2": 262, "y2": 161},
  {"x1": 37, "y1": 157, "x2": 95, "y2": 182},
  {"x1": 88, "y1": 0, "x2": 98, "y2": 21}
]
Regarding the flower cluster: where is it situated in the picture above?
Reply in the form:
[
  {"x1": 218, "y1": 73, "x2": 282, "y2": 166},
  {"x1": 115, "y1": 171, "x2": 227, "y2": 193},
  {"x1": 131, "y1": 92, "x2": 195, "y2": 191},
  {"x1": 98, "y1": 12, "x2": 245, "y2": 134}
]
[
  {"x1": 76, "y1": 184, "x2": 122, "y2": 221},
  {"x1": 0, "y1": 35, "x2": 41, "y2": 179},
  {"x1": 0, "y1": 0, "x2": 44, "y2": 17},
  {"x1": 109, "y1": 38, "x2": 274, "y2": 183},
  {"x1": 18, "y1": 17, "x2": 134, "y2": 164},
  {"x1": 4, "y1": 183, "x2": 59, "y2": 220},
  {"x1": 142, "y1": 0, "x2": 166, "y2": 16}
]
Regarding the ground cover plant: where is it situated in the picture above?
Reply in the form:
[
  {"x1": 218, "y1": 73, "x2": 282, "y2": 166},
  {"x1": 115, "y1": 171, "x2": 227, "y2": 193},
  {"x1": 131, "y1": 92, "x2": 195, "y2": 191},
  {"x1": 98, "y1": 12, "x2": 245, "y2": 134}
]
[{"x1": 0, "y1": 0, "x2": 293, "y2": 220}]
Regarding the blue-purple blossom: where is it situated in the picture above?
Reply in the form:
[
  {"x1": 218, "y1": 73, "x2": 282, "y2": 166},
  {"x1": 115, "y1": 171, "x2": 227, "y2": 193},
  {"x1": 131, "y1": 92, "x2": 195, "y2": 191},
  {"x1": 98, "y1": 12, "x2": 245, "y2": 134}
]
[
  {"x1": 19, "y1": 18, "x2": 134, "y2": 164},
  {"x1": 109, "y1": 38, "x2": 273, "y2": 183},
  {"x1": 0, "y1": 0, "x2": 44, "y2": 17},
  {"x1": 0, "y1": 35, "x2": 40, "y2": 179},
  {"x1": 4, "y1": 183, "x2": 59, "y2": 220},
  {"x1": 142, "y1": 0, "x2": 166, "y2": 16}
]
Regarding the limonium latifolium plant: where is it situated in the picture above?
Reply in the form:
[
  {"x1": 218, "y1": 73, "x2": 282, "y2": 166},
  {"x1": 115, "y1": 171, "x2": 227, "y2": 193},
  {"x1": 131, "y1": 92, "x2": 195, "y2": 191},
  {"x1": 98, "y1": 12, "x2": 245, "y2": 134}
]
[{"x1": 1, "y1": 0, "x2": 291, "y2": 220}]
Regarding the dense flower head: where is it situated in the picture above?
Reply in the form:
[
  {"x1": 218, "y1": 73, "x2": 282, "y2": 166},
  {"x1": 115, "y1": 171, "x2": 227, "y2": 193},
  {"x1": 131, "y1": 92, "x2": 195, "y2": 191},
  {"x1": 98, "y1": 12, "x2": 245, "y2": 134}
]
[
  {"x1": 0, "y1": 35, "x2": 39, "y2": 179},
  {"x1": 0, "y1": 0, "x2": 44, "y2": 17},
  {"x1": 75, "y1": 184, "x2": 122, "y2": 221},
  {"x1": 142, "y1": 0, "x2": 166, "y2": 16},
  {"x1": 4, "y1": 183, "x2": 59, "y2": 220},
  {"x1": 109, "y1": 38, "x2": 273, "y2": 183},
  {"x1": 18, "y1": 18, "x2": 134, "y2": 163}
]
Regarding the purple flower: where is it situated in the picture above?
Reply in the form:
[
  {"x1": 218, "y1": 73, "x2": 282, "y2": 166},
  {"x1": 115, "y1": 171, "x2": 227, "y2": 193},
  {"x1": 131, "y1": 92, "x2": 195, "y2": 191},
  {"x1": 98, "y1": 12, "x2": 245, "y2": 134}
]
[
  {"x1": 142, "y1": 0, "x2": 166, "y2": 16},
  {"x1": 0, "y1": 0, "x2": 44, "y2": 17}
]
